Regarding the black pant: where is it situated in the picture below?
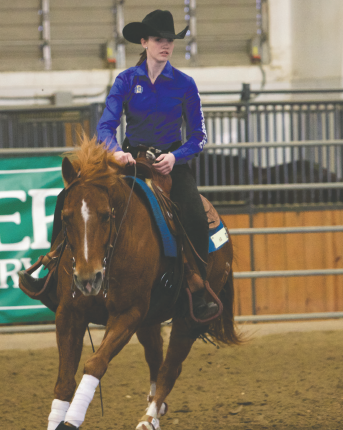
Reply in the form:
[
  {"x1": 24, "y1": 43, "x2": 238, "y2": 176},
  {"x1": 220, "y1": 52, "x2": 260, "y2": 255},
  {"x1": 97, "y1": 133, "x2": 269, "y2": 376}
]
[{"x1": 170, "y1": 164, "x2": 209, "y2": 279}]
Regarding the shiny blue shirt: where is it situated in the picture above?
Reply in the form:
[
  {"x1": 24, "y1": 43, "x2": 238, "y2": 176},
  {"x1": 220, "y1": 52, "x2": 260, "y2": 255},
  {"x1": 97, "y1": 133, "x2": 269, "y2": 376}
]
[{"x1": 96, "y1": 60, "x2": 207, "y2": 163}]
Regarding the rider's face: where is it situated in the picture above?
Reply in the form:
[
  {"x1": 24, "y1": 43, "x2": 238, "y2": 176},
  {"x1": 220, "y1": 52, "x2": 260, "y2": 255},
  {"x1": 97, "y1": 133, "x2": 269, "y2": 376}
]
[{"x1": 141, "y1": 36, "x2": 174, "y2": 63}]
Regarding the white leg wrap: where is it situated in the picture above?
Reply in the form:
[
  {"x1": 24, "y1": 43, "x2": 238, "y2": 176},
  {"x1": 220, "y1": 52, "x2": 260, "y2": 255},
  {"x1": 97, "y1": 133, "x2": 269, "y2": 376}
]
[
  {"x1": 47, "y1": 399, "x2": 70, "y2": 430},
  {"x1": 64, "y1": 374, "x2": 99, "y2": 428},
  {"x1": 147, "y1": 401, "x2": 158, "y2": 418},
  {"x1": 139, "y1": 400, "x2": 163, "y2": 430},
  {"x1": 149, "y1": 382, "x2": 156, "y2": 397}
]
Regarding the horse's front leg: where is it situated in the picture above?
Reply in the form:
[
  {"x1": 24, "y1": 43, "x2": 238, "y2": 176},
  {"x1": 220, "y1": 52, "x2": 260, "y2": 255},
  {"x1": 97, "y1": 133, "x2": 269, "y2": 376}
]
[
  {"x1": 63, "y1": 306, "x2": 145, "y2": 429},
  {"x1": 136, "y1": 325, "x2": 165, "y2": 406},
  {"x1": 48, "y1": 307, "x2": 87, "y2": 430},
  {"x1": 136, "y1": 319, "x2": 195, "y2": 430}
]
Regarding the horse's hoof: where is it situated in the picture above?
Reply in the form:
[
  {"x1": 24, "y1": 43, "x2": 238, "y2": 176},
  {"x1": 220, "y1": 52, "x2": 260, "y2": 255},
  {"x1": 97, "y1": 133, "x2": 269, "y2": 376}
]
[
  {"x1": 136, "y1": 419, "x2": 160, "y2": 430},
  {"x1": 136, "y1": 422, "x2": 154, "y2": 430},
  {"x1": 56, "y1": 422, "x2": 79, "y2": 429},
  {"x1": 159, "y1": 402, "x2": 168, "y2": 417}
]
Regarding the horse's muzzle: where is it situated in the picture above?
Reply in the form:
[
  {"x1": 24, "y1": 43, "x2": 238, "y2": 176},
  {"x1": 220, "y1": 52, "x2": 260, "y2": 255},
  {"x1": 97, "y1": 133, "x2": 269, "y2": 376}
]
[{"x1": 74, "y1": 271, "x2": 103, "y2": 296}]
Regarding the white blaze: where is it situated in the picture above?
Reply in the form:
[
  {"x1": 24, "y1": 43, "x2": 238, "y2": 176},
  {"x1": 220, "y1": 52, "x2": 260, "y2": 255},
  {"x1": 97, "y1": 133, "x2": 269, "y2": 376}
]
[{"x1": 81, "y1": 199, "x2": 90, "y2": 261}]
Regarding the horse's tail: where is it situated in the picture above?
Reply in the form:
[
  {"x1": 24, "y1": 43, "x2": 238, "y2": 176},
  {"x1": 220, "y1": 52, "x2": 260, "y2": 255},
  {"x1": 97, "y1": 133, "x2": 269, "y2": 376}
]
[{"x1": 208, "y1": 269, "x2": 242, "y2": 345}]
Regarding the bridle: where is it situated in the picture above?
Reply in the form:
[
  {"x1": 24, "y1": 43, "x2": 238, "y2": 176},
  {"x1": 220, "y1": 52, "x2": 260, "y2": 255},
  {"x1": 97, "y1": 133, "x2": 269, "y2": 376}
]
[{"x1": 61, "y1": 164, "x2": 137, "y2": 298}]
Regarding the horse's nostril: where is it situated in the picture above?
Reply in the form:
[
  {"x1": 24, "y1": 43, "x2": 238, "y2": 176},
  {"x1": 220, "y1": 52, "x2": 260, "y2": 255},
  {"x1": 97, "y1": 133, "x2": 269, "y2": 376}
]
[
  {"x1": 95, "y1": 271, "x2": 103, "y2": 283},
  {"x1": 74, "y1": 272, "x2": 103, "y2": 295}
]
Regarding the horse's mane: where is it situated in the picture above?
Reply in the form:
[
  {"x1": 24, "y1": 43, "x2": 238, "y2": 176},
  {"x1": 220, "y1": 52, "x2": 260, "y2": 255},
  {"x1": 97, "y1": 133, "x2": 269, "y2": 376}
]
[{"x1": 64, "y1": 134, "x2": 124, "y2": 189}]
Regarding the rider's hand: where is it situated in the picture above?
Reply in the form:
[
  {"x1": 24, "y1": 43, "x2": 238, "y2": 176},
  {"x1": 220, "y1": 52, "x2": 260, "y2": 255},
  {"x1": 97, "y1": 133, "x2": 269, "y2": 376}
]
[
  {"x1": 152, "y1": 153, "x2": 175, "y2": 175},
  {"x1": 114, "y1": 151, "x2": 136, "y2": 166}
]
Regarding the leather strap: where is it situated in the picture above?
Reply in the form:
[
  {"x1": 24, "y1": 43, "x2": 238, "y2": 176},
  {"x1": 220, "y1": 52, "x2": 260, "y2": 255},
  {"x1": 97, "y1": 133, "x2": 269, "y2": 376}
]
[{"x1": 122, "y1": 137, "x2": 181, "y2": 157}]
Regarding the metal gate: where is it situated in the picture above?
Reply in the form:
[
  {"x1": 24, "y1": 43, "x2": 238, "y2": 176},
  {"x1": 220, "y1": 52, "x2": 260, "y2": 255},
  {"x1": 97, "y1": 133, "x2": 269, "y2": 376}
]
[{"x1": 1, "y1": 87, "x2": 343, "y2": 323}]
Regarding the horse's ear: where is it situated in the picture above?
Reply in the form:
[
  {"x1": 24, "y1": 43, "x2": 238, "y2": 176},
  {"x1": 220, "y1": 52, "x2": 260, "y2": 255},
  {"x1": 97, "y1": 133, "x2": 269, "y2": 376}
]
[{"x1": 62, "y1": 157, "x2": 78, "y2": 185}]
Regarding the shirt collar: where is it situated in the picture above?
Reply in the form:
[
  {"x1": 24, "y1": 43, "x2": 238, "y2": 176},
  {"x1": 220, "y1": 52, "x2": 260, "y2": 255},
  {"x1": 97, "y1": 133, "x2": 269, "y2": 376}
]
[{"x1": 136, "y1": 60, "x2": 174, "y2": 80}]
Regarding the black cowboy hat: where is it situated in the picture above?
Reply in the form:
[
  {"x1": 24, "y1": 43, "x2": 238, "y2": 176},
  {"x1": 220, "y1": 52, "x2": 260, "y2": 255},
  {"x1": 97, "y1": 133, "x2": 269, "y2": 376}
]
[{"x1": 123, "y1": 10, "x2": 189, "y2": 44}]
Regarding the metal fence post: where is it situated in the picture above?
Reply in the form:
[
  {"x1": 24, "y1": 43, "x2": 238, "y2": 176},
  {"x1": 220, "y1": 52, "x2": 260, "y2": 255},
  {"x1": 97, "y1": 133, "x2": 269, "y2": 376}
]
[
  {"x1": 241, "y1": 83, "x2": 257, "y2": 315},
  {"x1": 115, "y1": 0, "x2": 126, "y2": 69},
  {"x1": 40, "y1": 0, "x2": 51, "y2": 70}
]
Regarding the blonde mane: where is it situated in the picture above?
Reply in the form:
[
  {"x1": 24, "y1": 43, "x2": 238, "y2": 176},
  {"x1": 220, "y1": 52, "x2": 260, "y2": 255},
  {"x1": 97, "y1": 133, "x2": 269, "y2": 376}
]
[{"x1": 64, "y1": 135, "x2": 124, "y2": 189}]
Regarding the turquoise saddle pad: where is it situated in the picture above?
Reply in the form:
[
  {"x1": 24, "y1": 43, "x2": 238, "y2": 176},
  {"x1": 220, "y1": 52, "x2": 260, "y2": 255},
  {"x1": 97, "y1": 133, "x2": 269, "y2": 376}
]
[{"x1": 125, "y1": 176, "x2": 229, "y2": 257}]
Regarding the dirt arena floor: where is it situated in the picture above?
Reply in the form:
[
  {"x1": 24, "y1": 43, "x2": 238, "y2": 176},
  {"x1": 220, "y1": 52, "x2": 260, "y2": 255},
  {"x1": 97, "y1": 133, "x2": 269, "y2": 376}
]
[{"x1": 0, "y1": 320, "x2": 342, "y2": 430}]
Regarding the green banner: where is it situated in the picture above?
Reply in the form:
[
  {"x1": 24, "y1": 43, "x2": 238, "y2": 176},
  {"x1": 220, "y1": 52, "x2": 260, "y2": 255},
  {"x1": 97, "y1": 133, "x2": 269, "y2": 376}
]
[{"x1": 0, "y1": 156, "x2": 64, "y2": 324}]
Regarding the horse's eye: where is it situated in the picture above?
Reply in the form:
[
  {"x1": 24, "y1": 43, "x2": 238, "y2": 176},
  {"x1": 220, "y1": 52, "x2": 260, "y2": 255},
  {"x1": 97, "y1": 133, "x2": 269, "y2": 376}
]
[
  {"x1": 62, "y1": 210, "x2": 73, "y2": 224},
  {"x1": 101, "y1": 213, "x2": 110, "y2": 222},
  {"x1": 62, "y1": 215, "x2": 71, "y2": 224}
]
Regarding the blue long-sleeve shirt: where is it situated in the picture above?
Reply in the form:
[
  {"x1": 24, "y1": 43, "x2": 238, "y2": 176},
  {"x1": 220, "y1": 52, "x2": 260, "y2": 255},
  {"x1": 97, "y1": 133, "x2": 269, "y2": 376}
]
[{"x1": 96, "y1": 60, "x2": 207, "y2": 164}]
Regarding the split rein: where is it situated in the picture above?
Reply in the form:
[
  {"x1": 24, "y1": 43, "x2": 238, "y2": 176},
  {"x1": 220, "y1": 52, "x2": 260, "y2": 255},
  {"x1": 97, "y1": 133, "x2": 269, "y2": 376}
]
[
  {"x1": 102, "y1": 163, "x2": 137, "y2": 297},
  {"x1": 61, "y1": 165, "x2": 137, "y2": 299}
]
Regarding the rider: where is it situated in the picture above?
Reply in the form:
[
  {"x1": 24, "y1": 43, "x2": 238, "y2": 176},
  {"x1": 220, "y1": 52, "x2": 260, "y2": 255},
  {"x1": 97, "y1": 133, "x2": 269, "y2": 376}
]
[
  {"x1": 20, "y1": 10, "x2": 218, "y2": 322},
  {"x1": 97, "y1": 9, "x2": 218, "y2": 321}
]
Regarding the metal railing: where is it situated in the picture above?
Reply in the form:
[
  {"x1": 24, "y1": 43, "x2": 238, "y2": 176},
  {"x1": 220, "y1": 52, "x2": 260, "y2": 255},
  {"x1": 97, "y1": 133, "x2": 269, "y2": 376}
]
[
  {"x1": 232, "y1": 224, "x2": 343, "y2": 276},
  {"x1": 195, "y1": 140, "x2": 343, "y2": 206},
  {"x1": 0, "y1": 104, "x2": 100, "y2": 149},
  {"x1": 229, "y1": 223, "x2": 343, "y2": 321},
  {"x1": 1, "y1": 94, "x2": 343, "y2": 209}
]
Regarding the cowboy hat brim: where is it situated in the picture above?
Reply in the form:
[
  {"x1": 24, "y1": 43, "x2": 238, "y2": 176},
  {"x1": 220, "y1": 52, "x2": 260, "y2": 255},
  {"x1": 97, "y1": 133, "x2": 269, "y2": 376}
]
[{"x1": 123, "y1": 22, "x2": 189, "y2": 44}]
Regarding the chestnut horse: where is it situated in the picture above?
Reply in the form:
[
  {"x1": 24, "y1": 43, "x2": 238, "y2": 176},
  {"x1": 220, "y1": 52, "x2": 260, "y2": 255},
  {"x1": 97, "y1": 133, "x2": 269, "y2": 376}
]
[{"x1": 47, "y1": 137, "x2": 239, "y2": 430}]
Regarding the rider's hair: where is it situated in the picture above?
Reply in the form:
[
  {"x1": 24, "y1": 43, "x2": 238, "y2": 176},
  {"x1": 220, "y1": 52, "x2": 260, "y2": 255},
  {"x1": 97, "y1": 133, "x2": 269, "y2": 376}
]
[
  {"x1": 136, "y1": 49, "x2": 147, "y2": 66},
  {"x1": 136, "y1": 36, "x2": 148, "y2": 66}
]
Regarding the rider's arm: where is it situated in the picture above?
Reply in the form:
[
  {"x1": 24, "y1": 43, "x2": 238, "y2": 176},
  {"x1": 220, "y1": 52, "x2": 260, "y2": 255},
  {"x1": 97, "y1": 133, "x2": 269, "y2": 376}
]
[
  {"x1": 172, "y1": 77, "x2": 207, "y2": 163},
  {"x1": 96, "y1": 73, "x2": 128, "y2": 152}
]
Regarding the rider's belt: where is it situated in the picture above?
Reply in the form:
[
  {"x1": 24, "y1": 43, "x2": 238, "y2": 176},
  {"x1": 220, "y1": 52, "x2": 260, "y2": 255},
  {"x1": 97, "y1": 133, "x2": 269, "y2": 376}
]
[{"x1": 122, "y1": 137, "x2": 182, "y2": 159}]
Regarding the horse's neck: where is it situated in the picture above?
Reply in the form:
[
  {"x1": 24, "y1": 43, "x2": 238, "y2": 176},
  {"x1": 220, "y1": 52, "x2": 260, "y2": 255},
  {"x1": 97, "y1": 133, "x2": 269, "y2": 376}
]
[
  {"x1": 109, "y1": 179, "x2": 165, "y2": 286},
  {"x1": 111, "y1": 179, "x2": 143, "y2": 227},
  {"x1": 111, "y1": 179, "x2": 133, "y2": 218}
]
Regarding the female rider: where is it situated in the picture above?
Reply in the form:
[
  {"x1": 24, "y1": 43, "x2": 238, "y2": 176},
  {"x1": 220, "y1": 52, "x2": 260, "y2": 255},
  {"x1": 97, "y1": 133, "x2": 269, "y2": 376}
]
[{"x1": 97, "y1": 9, "x2": 218, "y2": 322}]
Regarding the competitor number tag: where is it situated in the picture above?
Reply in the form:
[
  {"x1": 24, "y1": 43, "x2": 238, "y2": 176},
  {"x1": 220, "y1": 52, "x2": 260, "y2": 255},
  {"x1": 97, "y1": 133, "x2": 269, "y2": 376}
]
[
  {"x1": 134, "y1": 85, "x2": 143, "y2": 94},
  {"x1": 210, "y1": 227, "x2": 229, "y2": 249}
]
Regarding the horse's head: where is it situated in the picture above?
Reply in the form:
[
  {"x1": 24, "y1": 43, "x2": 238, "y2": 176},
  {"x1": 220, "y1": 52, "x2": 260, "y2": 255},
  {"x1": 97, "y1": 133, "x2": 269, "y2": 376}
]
[{"x1": 61, "y1": 139, "x2": 122, "y2": 297}]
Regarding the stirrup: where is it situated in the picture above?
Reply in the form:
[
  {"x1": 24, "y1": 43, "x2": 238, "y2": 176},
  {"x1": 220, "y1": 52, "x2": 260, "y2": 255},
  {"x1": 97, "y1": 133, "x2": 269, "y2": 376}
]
[
  {"x1": 18, "y1": 242, "x2": 64, "y2": 312},
  {"x1": 18, "y1": 270, "x2": 49, "y2": 297},
  {"x1": 193, "y1": 298, "x2": 219, "y2": 321},
  {"x1": 186, "y1": 281, "x2": 223, "y2": 324},
  {"x1": 18, "y1": 254, "x2": 55, "y2": 300}
]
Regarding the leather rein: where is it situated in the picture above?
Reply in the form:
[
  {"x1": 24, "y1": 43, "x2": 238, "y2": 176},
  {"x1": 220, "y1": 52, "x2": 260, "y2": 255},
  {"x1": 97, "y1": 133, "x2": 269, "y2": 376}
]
[{"x1": 61, "y1": 165, "x2": 137, "y2": 298}]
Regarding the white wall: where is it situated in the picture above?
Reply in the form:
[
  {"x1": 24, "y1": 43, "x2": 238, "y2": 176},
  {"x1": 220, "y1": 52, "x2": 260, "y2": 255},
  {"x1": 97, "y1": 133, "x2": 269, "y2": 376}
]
[
  {"x1": 268, "y1": 0, "x2": 292, "y2": 81},
  {"x1": 0, "y1": 0, "x2": 342, "y2": 107},
  {"x1": 291, "y1": 0, "x2": 343, "y2": 85}
]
